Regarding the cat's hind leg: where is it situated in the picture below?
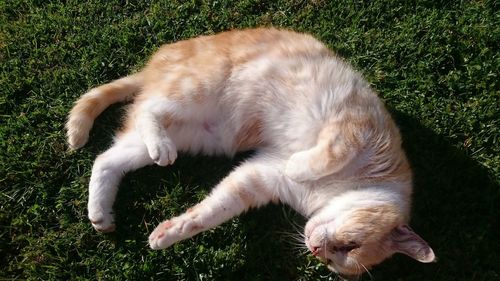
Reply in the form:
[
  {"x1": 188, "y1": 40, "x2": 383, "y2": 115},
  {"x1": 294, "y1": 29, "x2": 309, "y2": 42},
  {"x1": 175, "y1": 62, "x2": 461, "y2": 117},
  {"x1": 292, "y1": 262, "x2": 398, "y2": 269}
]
[
  {"x1": 88, "y1": 131, "x2": 153, "y2": 232},
  {"x1": 148, "y1": 158, "x2": 280, "y2": 249}
]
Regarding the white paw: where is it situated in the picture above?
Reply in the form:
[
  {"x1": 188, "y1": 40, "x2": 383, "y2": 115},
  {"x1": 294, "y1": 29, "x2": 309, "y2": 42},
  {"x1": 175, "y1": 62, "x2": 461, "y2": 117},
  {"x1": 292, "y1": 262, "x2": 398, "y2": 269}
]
[
  {"x1": 66, "y1": 116, "x2": 92, "y2": 150},
  {"x1": 88, "y1": 209, "x2": 115, "y2": 233},
  {"x1": 146, "y1": 137, "x2": 177, "y2": 166},
  {"x1": 285, "y1": 152, "x2": 313, "y2": 182},
  {"x1": 148, "y1": 216, "x2": 203, "y2": 250}
]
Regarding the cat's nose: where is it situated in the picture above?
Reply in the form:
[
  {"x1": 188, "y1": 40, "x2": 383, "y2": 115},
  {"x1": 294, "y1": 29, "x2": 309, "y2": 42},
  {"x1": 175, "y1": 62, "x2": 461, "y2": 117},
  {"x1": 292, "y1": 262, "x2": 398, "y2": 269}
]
[{"x1": 311, "y1": 246, "x2": 320, "y2": 256}]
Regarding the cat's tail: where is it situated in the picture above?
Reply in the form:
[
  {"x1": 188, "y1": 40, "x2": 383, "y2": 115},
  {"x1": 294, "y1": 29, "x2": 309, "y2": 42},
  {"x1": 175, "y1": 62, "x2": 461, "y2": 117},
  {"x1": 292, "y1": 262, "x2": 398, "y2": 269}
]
[{"x1": 66, "y1": 72, "x2": 143, "y2": 150}]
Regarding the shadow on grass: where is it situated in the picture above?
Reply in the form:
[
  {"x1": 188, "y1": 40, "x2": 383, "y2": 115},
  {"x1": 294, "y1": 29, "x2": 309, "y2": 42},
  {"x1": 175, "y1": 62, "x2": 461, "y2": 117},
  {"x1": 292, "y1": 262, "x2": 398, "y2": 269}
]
[
  {"x1": 372, "y1": 110, "x2": 499, "y2": 280},
  {"x1": 85, "y1": 106, "x2": 499, "y2": 280}
]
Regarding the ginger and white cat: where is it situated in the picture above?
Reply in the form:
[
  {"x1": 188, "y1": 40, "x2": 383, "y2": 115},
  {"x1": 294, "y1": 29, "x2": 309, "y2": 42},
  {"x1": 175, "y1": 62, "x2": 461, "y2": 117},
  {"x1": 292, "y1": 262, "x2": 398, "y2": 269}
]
[{"x1": 67, "y1": 28, "x2": 435, "y2": 279}]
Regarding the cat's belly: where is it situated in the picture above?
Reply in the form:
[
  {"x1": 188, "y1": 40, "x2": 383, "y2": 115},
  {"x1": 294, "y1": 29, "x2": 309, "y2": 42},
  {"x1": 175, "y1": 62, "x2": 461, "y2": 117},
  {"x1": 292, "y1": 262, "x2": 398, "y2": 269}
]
[{"x1": 166, "y1": 118, "x2": 235, "y2": 156}]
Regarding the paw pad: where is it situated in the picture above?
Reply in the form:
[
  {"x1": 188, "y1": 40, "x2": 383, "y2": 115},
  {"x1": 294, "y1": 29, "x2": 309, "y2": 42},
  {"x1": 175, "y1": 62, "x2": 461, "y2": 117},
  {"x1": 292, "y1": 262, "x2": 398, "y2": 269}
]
[{"x1": 163, "y1": 220, "x2": 173, "y2": 229}]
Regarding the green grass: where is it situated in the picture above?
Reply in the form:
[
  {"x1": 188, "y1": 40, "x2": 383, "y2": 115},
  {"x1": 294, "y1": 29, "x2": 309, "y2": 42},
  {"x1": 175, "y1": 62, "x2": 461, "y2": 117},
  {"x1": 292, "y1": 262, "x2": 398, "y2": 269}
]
[{"x1": 1, "y1": 0, "x2": 498, "y2": 280}]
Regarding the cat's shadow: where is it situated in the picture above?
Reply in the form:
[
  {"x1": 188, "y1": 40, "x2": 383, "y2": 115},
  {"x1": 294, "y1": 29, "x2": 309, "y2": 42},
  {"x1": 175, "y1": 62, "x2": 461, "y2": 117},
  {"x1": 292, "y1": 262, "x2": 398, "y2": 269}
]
[
  {"x1": 375, "y1": 110, "x2": 499, "y2": 280},
  {"x1": 88, "y1": 106, "x2": 499, "y2": 280}
]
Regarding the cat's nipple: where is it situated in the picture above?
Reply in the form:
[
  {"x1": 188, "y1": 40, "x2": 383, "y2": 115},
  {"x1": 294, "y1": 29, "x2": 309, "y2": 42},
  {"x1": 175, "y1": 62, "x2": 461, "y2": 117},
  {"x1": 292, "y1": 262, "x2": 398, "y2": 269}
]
[{"x1": 202, "y1": 120, "x2": 213, "y2": 133}]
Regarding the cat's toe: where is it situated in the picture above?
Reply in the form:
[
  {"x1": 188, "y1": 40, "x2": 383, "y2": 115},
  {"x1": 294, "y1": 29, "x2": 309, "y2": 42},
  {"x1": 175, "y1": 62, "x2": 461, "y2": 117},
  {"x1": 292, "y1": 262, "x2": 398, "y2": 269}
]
[
  {"x1": 148, "y1": 220, "x2": 176, "y2": 249},
  {"x1": 285, "y1": 155, "x2": 310, "y2": 182},
  {"x1": 147, "y1": 139, "x2": 177, "y2": 166},
  {"x1": 148, "y1": 232, "x2": 163, "y2": 250},
  {"x1": 88, "y1": 212, "x2": 115, "y2": 233},
  {"x1": 92, "y1": 221, "x2": 116, "y2": 233}
]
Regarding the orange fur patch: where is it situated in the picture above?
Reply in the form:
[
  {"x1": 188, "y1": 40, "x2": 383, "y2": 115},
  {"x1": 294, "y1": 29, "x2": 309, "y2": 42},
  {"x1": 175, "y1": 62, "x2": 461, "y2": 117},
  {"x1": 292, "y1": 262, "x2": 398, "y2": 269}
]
[
  {"x1": 330, "y1": 204, "x2": 404, "y2": 275},
  {"x1": 336, "y1": 204, "x2": 402, "y2": 242},
  {"x1": 162, "y1": 114, "x2": 184, "y2": 129},
  {"x1": 223, "y1": 177, "x2": 256, "y2": 208},
  {"x1": 236, "y1": 186, "x2": 255, "y2": 207},
  {"x1": 248, "y1": 172, "x2": 278, "y2": 204},
  {"x1": 77, "y1": 97, "x2": 102, "y2": 118},
  {"x1": 234, "y1": 118, "x2": 263, "y2": 151}
]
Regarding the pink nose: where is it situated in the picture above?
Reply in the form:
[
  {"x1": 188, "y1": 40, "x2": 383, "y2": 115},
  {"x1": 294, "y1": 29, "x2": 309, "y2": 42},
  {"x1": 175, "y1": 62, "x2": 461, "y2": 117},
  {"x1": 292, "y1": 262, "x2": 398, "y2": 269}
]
[{"x1": 312, "y1": 246, "x2": 320, "y2": 256}]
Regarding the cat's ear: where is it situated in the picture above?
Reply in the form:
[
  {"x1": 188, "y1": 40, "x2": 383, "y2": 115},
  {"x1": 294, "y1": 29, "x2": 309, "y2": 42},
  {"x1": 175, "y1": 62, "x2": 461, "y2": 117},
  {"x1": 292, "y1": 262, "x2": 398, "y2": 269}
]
[{"x1": 390, "y1": 225, "x2": 436, "y2": 263}]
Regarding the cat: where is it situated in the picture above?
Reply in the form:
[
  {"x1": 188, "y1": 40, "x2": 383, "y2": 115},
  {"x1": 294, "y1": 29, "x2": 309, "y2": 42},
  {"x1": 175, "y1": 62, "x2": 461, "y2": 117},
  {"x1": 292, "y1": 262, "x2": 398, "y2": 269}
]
[{"x1": 66, "y1": 28, "x2": 435, "y2": 279}]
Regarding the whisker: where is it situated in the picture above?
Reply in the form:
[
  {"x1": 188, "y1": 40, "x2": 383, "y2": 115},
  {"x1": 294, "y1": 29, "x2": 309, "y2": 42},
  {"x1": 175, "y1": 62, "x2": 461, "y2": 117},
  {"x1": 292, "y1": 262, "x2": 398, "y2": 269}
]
[
  {"x1": 359, "y1": 262, "x2": 373, "y2": 281},
  {"x1": 280, "y1": 207, "x2": 306, "y2": 234},
  {"x1": 351, "y1": 261, "x2": 361, "y2": 281},
  {"x1": 322, "y1": 226, "x2": 328, "y2": 259},
  {"x1": 276, "y1": 228, "x2": 306, "y2": 240},
  {"x1": 276, "y1": 229, "x2": 311, "y2": 257},
  {"x1": 276, "y1": 230, "x2": 305, "y2": 242},
  {"x1": 278, "y1": 232, "x2": 304, "y2": 243},
  {"x1": 319, "y1": 269, "x2": 334, "y2": 279},
  {"x1": 281, "y1": 242, "x2": 307, "y2": 250},
  {"x1": 291, "y1": 220, "x2": 305, "y2": 233},
  {"x1": 347, "y1": 257, "x2": 365, "y2": 281}
]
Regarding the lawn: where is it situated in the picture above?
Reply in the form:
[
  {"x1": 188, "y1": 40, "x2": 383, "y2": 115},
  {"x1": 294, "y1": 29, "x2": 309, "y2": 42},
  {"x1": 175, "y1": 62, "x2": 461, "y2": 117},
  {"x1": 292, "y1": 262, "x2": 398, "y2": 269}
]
[{"x1": 0, "y1": 0, "x2": 498, "y2": 280}]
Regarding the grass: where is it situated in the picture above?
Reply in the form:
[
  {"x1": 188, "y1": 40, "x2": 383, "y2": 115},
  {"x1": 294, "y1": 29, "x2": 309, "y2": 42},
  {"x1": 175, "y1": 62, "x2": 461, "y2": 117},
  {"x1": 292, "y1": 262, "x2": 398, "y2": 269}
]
[{"x1": 0, "y1": 0, "x2": 498, "y2": 280}]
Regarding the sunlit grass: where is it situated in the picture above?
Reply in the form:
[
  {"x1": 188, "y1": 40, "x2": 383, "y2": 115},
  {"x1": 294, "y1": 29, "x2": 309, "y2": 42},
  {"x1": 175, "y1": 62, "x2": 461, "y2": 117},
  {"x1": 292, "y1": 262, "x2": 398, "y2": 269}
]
[{"x1": 1, "y1": 0, "x2": 498, "y2": 280}]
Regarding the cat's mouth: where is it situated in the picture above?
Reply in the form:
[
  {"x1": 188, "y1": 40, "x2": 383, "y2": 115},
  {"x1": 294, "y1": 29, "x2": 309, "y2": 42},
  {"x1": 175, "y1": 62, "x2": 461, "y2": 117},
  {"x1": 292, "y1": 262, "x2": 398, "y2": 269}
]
[
  {"x1": 305, "y1": 222, "x2": 364, "y2": 276},
  {"x1": 305, "y1": 225, "x2": 329, "y2": 260},
  {"x1": 314, "y1": 249, "x2": 360, "y2": 276}
]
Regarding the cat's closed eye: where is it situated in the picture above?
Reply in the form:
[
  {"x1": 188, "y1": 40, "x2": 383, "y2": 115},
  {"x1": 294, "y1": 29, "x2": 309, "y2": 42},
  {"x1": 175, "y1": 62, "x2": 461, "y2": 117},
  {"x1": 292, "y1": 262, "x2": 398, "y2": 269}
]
[{"x1": 332, "y1": 241, "x2": 360, "y2": 253}]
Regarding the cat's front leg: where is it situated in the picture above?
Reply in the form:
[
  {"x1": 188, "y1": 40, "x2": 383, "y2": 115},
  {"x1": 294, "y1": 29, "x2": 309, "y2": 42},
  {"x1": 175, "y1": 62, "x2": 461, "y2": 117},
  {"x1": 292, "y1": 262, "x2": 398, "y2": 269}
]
[
  {"x1": 148, "y1": 210, "x2": 205, "y2": 249},
  {"x1": 285, "y1": 134, "x2": 356, "y2": 182},
  {"x1": 285, "y1": 150, "x2": 319, "y2": 182},
  {"x1": 136, "y1": 97, "x2": 178, "y2": 166},
  {"x1": 149, "y1": 161, "x2": 278, "y2": 249},
  {"x1": 285, "y1": 145, "x2": 336, "y2": 182}
]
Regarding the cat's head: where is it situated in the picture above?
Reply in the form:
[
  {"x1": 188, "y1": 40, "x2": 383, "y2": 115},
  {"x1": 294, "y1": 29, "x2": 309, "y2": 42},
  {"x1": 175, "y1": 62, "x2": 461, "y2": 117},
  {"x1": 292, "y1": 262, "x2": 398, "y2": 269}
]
[{"x1": 304, "y1": 202, "x2": 435, "y2": 279}]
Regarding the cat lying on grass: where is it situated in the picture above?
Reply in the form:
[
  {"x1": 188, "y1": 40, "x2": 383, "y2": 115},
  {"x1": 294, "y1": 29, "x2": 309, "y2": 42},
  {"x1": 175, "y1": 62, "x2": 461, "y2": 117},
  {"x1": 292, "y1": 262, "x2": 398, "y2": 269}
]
[{"x1": 67, "y1": 28, "x2": 435, "y2": 279}]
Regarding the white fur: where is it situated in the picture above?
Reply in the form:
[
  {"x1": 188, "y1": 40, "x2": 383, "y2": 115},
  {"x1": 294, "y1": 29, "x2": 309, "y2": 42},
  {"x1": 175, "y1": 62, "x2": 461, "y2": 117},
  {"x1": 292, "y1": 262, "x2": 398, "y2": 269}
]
[
  {"x1": 68, "y1": 29, "x2": 431, "y2": 276},
  {"x1": 88, "y1": 132, "x2": 153, "y2": 231},
  {"x1": 85, "y1": 47, "x2": 411, "y2": 241},
  {"x1": 149, "y1": 158, "x2": 281, "y2": 249}
]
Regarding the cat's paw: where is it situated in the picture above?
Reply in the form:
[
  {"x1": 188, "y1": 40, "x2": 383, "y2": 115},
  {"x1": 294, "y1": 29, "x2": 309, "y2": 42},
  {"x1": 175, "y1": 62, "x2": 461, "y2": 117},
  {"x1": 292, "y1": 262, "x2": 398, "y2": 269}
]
[
  {"x1": 88, "y1": 210, "x2": 115, "y2": 233},
  {"x1": 146, "y1": 138, "x2": 177, "y2": 166},
  {"x1": 148, "y1": 216, "x2": 203, "y2": 249},
  {"x1": 285, "y1": 152, "x2": 313, "y2": 182}
]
